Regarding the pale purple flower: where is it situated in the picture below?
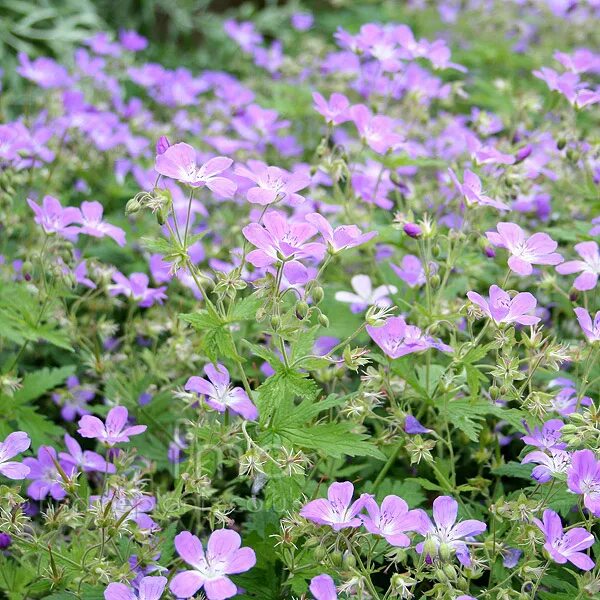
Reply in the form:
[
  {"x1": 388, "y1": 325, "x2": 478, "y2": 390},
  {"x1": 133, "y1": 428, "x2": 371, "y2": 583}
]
[
  {"x1": 223, "y1": 20, "x2": 263, "y2": 53},
  {"x1": 23, "y1": 446, "x2": 75, "y2": 500},
  {"x1": 335, "y1": 274, "x2": 396, "y2": 313},
  {"x1": 391, "y1": 255, "x2": 435, "y2": 288},
  {"x1": 361, "y1": 495, "x2": 427, "y2": 546},
  {"x1": 403, "y1": 223, "x2": 422, "y2": 238},
  {"x1": 170, "y1": 529, "x2": 256, "y2": 600},
  {"x1": 574, "y1": 307, "x2": 600, "y2": 342},
  {"x1": 78, "y1": 201, "x2": 126, "y2": 247},
  {"x1": 405, "y1": 415, "x2": 432, "y2": 434},
  {"x1": 416, "y1": 496, "x2": 486, "y2": 566},
  {"x1": 109, "y1": 272, "x2": 167, "y2": 308},
  {"x1": 119, "y1": 30, "x2": 148, "y2": 52},
  {"x1": 78, "y1": 406, "x2": 147, "y2": 446},
  {"x1": 154, "y1": 143, "x2": 236, "y2": 197},
  {"x1": 448, "y1": 168, "x2": 509, "y2": 211},
  {"x1": 310, "y1": 574, "x2": 337, "y2": 600},
  {"x1": 105, "y1": 576, "x2": 167, "y2": 600},
  {"x1": 155, "y1": 135, "x2": 170, "y2": 155},
  {"x1": 0, "y1": 432, "x2": 31, "y2": 480},
  {"x1": 567, "y1": 449, "x2": 600, "y2": 516},
  {"x1": 549, "y1": 378, "x2": 592, "y2": 416},
  {"x1": 52, "y1": 375, "x2": 94, "y2": 421},
  {"x1": 92, "y1": 488, "x2": 157, "y2": 531},
  {"x1": 59, "y1": 434, "x2": 115, "y2": 474},
  {"x1": 300, "y1": 481, "x2": 371, "y2": 531},
  {"x1": 185, "y1": 364, "x2": 258, "y2": 420},
  {"x1": 556, "y1": 241, "x2": 600, "y2": 291},
  {"x1": 312, "y1": 92, "x2": 351, "y2": 125},
  {"x1": 533, "y1": 510, "x2": 595, "y2": 570},
  {"x1": 17, "y1": 53, "x2": 72, "y2": 88},
  {"x1": 242, "y1": 211, "x2": 326, "y2": 283},
  {"x1": 27, "y1": 195, "x2": 81, "y2": 241},
  {"x1": 350, "y1": 104, "x2": 403, "y2": 154},
  {"x1": 366, "y1": 316, "x2": 452, "y2": 359},
  {"x1": 486, "y1": 222, "x2": 563, "y2": 276},
  {"x1": 291, "y1": 12, "x2": 314, "y2": 31},
  {"x1": 521, "y1": 419, "x2": 565, "y2": 451},
  {"x1": 234, "y1": 160, "x2": 310, "y2": 205},
  {"x1": 305, "y1": 213, "x2": 377, "y2": 252},
  {"x1": 521, "y1": 450, "x2": 571, "y2": 483},
  {"x1": 467, "y1": 285, "x2": 540, "y2": 326}
]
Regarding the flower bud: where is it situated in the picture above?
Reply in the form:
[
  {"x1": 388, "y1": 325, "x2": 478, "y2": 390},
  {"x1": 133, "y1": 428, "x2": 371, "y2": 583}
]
[
  {"x1": 313, "y1": 545, "x2": 327, "y2": 561},
  {"x1": 270, "y1": 315, "x2": 281, "y2": 330},
  {"x1": 514, "y1": 144, "x2": 532, "y2": 163},
  {"x1": 557, "y1": 138, "x2": 567, "y2": 150},
  {"x1": 422, "y1": 537, "x2": 438, "y2": 562},
  {"x1": 343, "y1": 552, "x2": 356, "y2": 569},
  {"x1": 439, "y1": 542, "x2": 452, "y2": 561},
  {"x1": 330, "y1": 549, "x2": 343, "y2": 566},
  {"x1": 431, "y1": 243, "x2": 441, "y2": 258},
  {"x1": 295, "y1": 300, "x2": 309, "y2": 320},
  {"x1": 125, "y1": 197, "x2": 142, "y2": 215},
  {"x1": 311, "y1": 285, "x2": 324, "y2": 304},
  {"x1": 404, "y1": 222, "x2": 422, "y2": 238},
  {"x1": 156, "y1": 135, "x2": 170, "y2": 155},
  {"x1": 318, "y1": 313, "x2": 329, "y2": 327}
]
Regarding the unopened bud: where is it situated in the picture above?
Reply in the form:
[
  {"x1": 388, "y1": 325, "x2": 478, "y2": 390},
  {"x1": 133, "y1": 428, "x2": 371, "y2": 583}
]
[
  {"x1": 270, "y1": 315, "x2": 281, "y2": 330},
  {"x1": 404, "y1": 222, "x2": 422, "y2": 238},
  {"x1": 312, "y1": 285, "x2": 324, "y2": 304},
  {"x1": 156, "y1": 135, "x2": 170, "y2": 155},
  {"x1": 318, "y1": 313, "x2": 329, "y2": 327},
  {"x1": 295, "y1": 301, "x2": 309, "y2": 320}
]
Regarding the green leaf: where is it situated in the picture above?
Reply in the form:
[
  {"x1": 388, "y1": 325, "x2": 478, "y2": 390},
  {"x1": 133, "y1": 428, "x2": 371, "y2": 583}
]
[
  {"x1": 11, "y1": 365, "x2": 76, "y2": 405},
  {"x1": 229, "y1": 294, "x2": 263, "y2": 321}
]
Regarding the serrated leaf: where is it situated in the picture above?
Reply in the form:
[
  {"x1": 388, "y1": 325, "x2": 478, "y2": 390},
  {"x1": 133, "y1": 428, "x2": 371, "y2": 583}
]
[
  {"x1": 11, "y1": 365, "x2": 76, "y2": 405},
  {"x1": 229, "y1": 294, "x2": 263, "y2": 321}
]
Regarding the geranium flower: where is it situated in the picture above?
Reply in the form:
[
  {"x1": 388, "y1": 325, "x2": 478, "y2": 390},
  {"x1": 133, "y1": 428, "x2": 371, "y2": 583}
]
[
  {"x1": 59, "y1": 434, "x2": 115, "y2": 474},
  {"x1": 350, "y1": 104, "x2": 403, "y2": 154},
  {"x1": 154, "y1": 142, "x2": 236, "y2": 197},
  {"x1": 312, "y1": 92, "x2": 351, "y2": 125},
  {"x1": 27, "y1": 195, "x2": 81, "y2": 241},
  {"x1": 17, "y1": 53, "x2": 72, "y2": 88},
  {"x1": 23, "y1": 446, "x2": 75, "y2": 501},
  {"x1": 170, "y1": 529, "x2": 256, "y2": 600},
  {"x1": 52, "y1": 375, "x2": 94, "y2": 421},
  {"x1": 416, "y1": 496, "x2": 486, "y2": 566},
  {"x1": 78, "y1": 201, "x2": 126, "y2": 246},
  {"x1": 310, "y1": 574, "x2": 337, "y2": 600},
  {"x1": 305, "y1": 213, "x2": 377, "y2": 253},
  {"x1": 361, "y1": 495, "x2": 427, "y2": 546},
  {"x1": 109, "y1": 272, "x2": 167, "y2": 308},
  {"x1": 105, "y1": 576, "x2": 167, "y2": 600},
  {"x1": 521, "y1": 450, "x2": 571, "y2": 483},
  {"x1": 533, "y1": 509, "x2": 595, "y2": 570},
  {"x1": 366, "y1": 316, "x2": 452, "y2": 359},
  {"x1": 334, "y1": 274, "x2": 396, "y2": 313},
  {"x1": 448, "y1": 168, "x2": 509, "y2": 211},
  {"x1": 185, "y1": 363, "x2": 258, "y2": 420},
  {"x1": 234, "y1": 160, "x2": 310, "y2": 205},
  {"x1": 521, "y1": 419, "x2": 566, "y2": 451},
  {"x1": 486, "y1": 222, "x2": 563, "y2": 276},
  {"x1": 556, "y1": 241, "x2": 600, "y2": 291},
  {"x1": 91, "y1": 488, "x2": 157, "y2": 531},
  {"x1": 391, "y1": 255, "x2": 434, "y2": 288},
  {"x1": 78, "y1": 406, "x2": 147, "y2": 446},
  {"x1": 0, "y1": 432, "x2": 31, "y2": 480},
  {"x1": 574, "y1": 307, "x2": 600, "y2": 342},
  {"x1": 300, "y1": 481, "x2": 371, "y2": 530},
  {"x1": 567, "y1": 449, "x2": 600, "y2": 516},
  {"x1": 467, "y1": 285, "x2": 540, "y2": 326}
]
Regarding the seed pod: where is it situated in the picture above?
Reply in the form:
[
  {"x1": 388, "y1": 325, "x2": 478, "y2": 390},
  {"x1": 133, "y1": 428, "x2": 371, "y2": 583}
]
[
  {"x1": 431, "y1": 243, "x2": 441, "y2": 257},
  {"x1": 270, "y1": 315, "x2": 281, "y2": 330},
  {"x1": 330, "y1": 549, "x2": 343, "y2": 567},
  {"x1": 318, "y1": 313, "x2": 329, "y2": 327},
  {"x1": 343, "y1": 553, "x2": 356, "y2": 569},
  {"x1": 312, "y1": 285, "x2": 324, "y2": 304},
  {"x1": 295, "y1": 300, "x2": 309, "y2": 320}
]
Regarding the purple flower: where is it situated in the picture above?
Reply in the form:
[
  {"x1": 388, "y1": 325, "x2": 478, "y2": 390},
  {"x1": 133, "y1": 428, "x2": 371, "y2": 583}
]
[
  {"x1": 404, "y1": 415, "x2": 432, "y2": 434},
  {"x1": 300, "y1": 481, "x2": 371, "y2": 531},
  {"x1": 185, "y1": 364, "x2": 258, "y2": 420},
  {"x1": 549, "y1": 378, "x2": 592, "y2": 416},
  {"x1": 366, "y1": 316, "x2": 452, "y2": 359},
  {"x1": 155, "y1": 135, "x2": 170, "y2": 155},
  {"x1": 92, "y1": 488, "x2": 157, "y2": 532},
  {"x1": 335, "y1": 274, "x2": 396, "y2": 313},
  {"x1": 52, "y1": 375, "x2": 94, "y2": 421},
  {"x1": 567, "y1": 450, "x2": 600, "y2": 516},
  {"x1": 350, "y1": 104, "x2": 403, "y2": 154},
  {"x1": 310, "y1": 574, "x2": 337, "y2": 600},
  {"x1": 154, "y1": 143, "x2": 236, "y2": 197},
  {"x1": 234, "y1": 160, "x2": 310, "y2": 205},
  {"x1": 78, "y1": 201, "x2": 126, "y2": 247},
  {"x1": 0, "y1": 533, "x2": 11, "y2": 550},
  {"x1": 305, "y1": 213, "x2": 377, "y2": 253},
  {"x1": 312, "y1": 92, "x2": 350, "y2": 125},
  {"x1": 119, "y1": 30, "x2": 148, "y2": 52},
  {"x1": 27, "y1": 195, "x2": 81, "y2": 241},
  {"x1": 104, "y1": 576, "x2": 166, "y2": 600},
  {"x1": 170, "y1": 529, "x2": 256, "y2": 600},
  {"x1": 486, "y1": 222, "x2": 563, "y2": 276},
  {"x1": 291, "y1": 12, "x2": 314, "y2": 31},
  {"x1": 416, "y1": 496, "x2": 486, "y2": 566},
  {"x1": 78, "y1": 406, "x2": 147, "y2": 446},
  {"x1": 533, "y1": 509, "x2": 595, "y2": 570},
  {"x1": 17, "y1": 53, "x2": 72, "y2": 88},
  {"x1": 0, "y1": 432, "x2": 31, "y2": 480},
  {"x1": 448, "y1": 168, "x2": 509, "y2": 211},
  {"x1": 556, "y1": 241, "x2": 600, "y2": 291},
  {"x1": 574, "y1": 307, "x2": 600, "y2": 342},
  {"x1": 361, "y1": 495, "x2": 427, "y2": 546},
  {"x1": 23, "y1": 446, "x2": 74, "y2": 500},
  {"x1": 521, "y1": 419, "x2": 566, "y2": 451},
  {"x1": 109, "y1": 272, "x2": 167, "y2": 308},
  {"x1": 521, "y1": 450, "x2": 571, "y2": 483},
  {"x1": 391, "y1": 255, "x2": 434, "y2": 288},
  {"x1": 467, "y1": 285, "x2": 540, "y2": 326},
  {"x1": 59, "y1": 434, "x2": 115, "y2": 474},
  {"x1": 223, "y1": 20, "x2": 263, "y2": 53},
  {"x1": 403, "y1": 223, "x2": 422, "y2": 238},
  {"x1": 242, "y1": 211, "x2": 326, "y2": 283}
]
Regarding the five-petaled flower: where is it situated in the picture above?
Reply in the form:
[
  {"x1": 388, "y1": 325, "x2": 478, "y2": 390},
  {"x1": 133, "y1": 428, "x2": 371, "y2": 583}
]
[
  {"x1": 467, "y1": 285, "x2": 540, "y2": 326},
  {"x1": 567, "y1": 449, "x2": 600, "y2": 516},
  {"x1": 0, "y1": 431, "x2": 31, "y2": 480},
  {"x1": 78, "y1": 406, "x2": 147, "y2": 446},
  {"x1": 574, "y1": 307, "x2": 600, "y2": 343},
  {"x1": 104, "y1": 576, "x2": 167, "y2": 600},
  {"x1": 556, "y1": 241, "x2": 600, "y2": 291}
]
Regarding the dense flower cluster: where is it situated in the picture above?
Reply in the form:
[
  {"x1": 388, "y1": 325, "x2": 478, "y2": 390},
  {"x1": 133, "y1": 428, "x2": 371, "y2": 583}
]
[{"x1": 0, "y1": 1, "x2": 599, "y2": 599}]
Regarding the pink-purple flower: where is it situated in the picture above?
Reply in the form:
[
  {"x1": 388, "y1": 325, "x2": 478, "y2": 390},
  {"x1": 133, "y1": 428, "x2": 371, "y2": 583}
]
[
  {"x1": 104, "y1": 576, "x2": 167, "y2": 600},
  {"x1": 109, "y1": 272, "x2": 167, "y2": 308},
  {"x1": 309, "y1": 574, "x2": 337, "y2": 600},
  {"x1": 185, "y1": 364, "x2": 258, "y2": 420},
  {"x1": 567, "y1": 449, "x2": 600, "y2": 516},
  {"x1": 27, "y1": 195, "x2": 81, "y2": 241},
  {"x1": 154, "y1": 142, "x2": 236, "y2": 197},
  {"x1": 521, "y1": 450, "x2": 571, "y2": 483},
  {"x1": 574, "y1": 307, "x2": 600, "y2": 342},
  {"x1": 335, "y1": 274, "x2": 396, "y2": 313},
  {"x1": 59, "y1": 434, "x2": 115, "y2": 474},
  {"x1": 416, "y1": 496, "x2": 486, "y2": 566},
  {"x1": 533, "y1": 509, "x2": 595, "y2": 570},
  {"x1": 467, "y1": 285, "x2": 540, "y2": 326},
  {"x1": 556, "y1": 241, "x2": 600, "y2": 291},
  {"x1": 78, "y1": 201, "x2": 126, "y2": 247},
  {"x1": 486, "y1": 222, "x2": 563, "y2": 276},
  {"x1": 390, "y1": 255, "x2": 435, "y2": 288},
  {"x1": 170, "y1": 529, "x2": 256, "y2": 600},
  {"x1": 0, "y1": 432, "x2": 31, "y2": 480},
  {"x1": 366, "y1": 316, "x2": 452, "y2": 359},
  {"x1": 78, "y1": 406, "x2": 147, "y2": 446},
  {"x1": 312, "y1": 92, "x2": 351, "y2": 125},
  {"x1": 23, "y1": 446, "x2": 75, "y2": 500},
  {"x1": 300, "y1": 481, "x2": 371, "y2": 531},
  {"x1": 305, "y1": 213, "x2": 377, "y2": 253},
  {"x1": 448, "y1": 168, "x2": 509, "y2": 211}
]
